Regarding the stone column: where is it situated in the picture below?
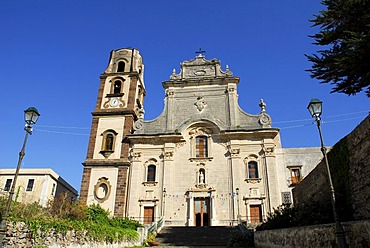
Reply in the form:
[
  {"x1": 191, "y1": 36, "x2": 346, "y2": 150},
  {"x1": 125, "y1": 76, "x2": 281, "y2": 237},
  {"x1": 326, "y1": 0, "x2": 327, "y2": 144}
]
[
  {"x1": 262, "y1": 144, "x2": 278, "y2": 213},
  {"x1": 162, "y1": 146, "x2": 174, "y2": 220},
  {"x1": 227, "y1": 145, "x2": 241, "y2": 224}
]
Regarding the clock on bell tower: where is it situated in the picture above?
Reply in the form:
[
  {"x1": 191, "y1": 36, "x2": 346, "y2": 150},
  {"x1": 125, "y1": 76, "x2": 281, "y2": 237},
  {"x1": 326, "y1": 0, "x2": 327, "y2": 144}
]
[{"x1": 80, "y1": 48, "x2": 145, "y2": 217}]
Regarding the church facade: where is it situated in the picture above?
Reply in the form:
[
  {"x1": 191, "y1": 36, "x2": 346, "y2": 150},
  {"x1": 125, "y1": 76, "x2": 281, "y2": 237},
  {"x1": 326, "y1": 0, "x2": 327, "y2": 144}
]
[{"x1": 80, "y1": 48, "x2": 322, "y2": 227}]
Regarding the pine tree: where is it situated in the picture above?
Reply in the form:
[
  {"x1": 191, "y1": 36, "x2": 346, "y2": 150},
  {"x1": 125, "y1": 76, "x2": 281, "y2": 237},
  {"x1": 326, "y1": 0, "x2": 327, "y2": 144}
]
[{"x1": 306, "y1": 0, "x2": 370, "y2": 97}]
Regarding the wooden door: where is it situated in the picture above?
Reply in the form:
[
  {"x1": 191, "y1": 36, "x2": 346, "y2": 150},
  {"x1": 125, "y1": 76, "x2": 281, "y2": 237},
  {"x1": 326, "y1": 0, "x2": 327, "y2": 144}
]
[
  {"x1": 194, "y1": 197, "x2": 210, "y2": 226},
  {"x1": 144, "y1": 206, "x2": 154, "y2": 224},
  {"x1": 250, "y1": 205, "x2": 262, "y2": 223}
]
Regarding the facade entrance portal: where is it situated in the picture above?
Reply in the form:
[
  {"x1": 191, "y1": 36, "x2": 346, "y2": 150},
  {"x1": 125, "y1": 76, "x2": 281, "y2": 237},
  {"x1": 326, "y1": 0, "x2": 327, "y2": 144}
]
[{"x1": 194, "y1": 197, "x2": 210, "y2": 227}]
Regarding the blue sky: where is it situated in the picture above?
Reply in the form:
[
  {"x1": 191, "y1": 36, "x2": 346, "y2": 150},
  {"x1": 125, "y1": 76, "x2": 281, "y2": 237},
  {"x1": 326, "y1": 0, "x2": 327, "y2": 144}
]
[{"x1": 1, "y1": 1, "x2": 368, "y2": 192}]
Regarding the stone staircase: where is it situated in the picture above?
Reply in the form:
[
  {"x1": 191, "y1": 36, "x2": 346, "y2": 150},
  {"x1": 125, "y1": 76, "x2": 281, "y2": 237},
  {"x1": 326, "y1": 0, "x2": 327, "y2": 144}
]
[{"x1": 155, "y1": 226, "x2": 239, "y2": 247}]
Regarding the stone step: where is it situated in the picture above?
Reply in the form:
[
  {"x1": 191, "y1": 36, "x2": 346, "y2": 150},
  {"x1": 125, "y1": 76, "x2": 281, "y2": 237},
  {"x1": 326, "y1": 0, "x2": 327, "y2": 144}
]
[{"x1": 155, "y1": 226, "x2": 238, "y2": 246}]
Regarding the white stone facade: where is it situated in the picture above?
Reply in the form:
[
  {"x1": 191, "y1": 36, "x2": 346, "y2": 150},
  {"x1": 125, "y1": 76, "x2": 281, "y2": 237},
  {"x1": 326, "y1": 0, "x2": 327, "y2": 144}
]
[{"x1": 81, "y1": 49, "x2": 323, "y2": 227}]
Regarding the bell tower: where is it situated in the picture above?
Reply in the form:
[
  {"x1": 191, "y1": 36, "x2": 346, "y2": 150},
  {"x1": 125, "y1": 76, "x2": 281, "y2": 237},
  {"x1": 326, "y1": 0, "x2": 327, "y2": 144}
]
[{"x1": 80, "y1": 48, "x2": 145, "y2": 216}]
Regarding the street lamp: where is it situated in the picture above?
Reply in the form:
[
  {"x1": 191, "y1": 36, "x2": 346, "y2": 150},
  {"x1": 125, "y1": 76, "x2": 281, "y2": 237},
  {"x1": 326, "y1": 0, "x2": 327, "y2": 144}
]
[
  {"x1": 236, "y1": 188, "x2": 240, "y2": 223},
  {"x1": 307, "y1": 99, "x2": 348, "y2": 248},
  {"x1": 162, "y1": 188, "x2": 166, "y2": 217},
  {"x1": 0, "y1": 107, "x2": 40, "y2": 247}
]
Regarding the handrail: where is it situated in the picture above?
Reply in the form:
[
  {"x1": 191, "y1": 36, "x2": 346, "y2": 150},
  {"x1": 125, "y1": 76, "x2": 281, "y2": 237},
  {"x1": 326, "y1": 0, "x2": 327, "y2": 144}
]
[{"x1": 148, "y1": 216, "x2": 164, "y2": 234}]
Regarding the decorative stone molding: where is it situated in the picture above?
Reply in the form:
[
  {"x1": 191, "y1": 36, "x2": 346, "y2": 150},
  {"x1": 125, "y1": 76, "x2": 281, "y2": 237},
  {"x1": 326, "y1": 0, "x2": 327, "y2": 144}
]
[
  {"x1": 194, "y1": 96, "x2": 207, "y2": 112},
  {"x1": 165, "y1": 89, "x2": 175, "y2": 97},
  {"x1": 133, "y1": 119, "x2": 144, "y2": 132},
  {"x1": 263, "y1": 146, "x2": 275, "y2": 156},
  {"x1": 259, "y1": 99, "x2": 266, "y2": 113},
  {"x1": 188, "y1": 127, "x2": 212, "y2": 136},
  {"x1": 167, "y1": 54, "x2": 233, "y2": 81},
  {"x1": 163, "y1": 151, "x2": 174, "y2": 161},
  {"x1": 189, "y1": 157, "x2": 213, "y2": 162},
  {"x1": 138, "y1": 198, "x2": 159, "y2": 203},
  {"x1": 227, "y1": 86, "x2": 236, "y2": 93},
  {"x1": 175, "y1": 141, "x2": 186, "y2": 148},
  {"x1": 137, "y1": 107, "x2": 145, "y2": 119},
  {"x1": 99, "y1": 150, "x2": 114, "y2": 158},
  {"x1": 103, "y1": 97, "x2": 125, "y2": 109},
  {"x1": 228, "y1": 147, "x2": 241, "y2": 158},
  {"x1": 94, "y1": 177, "x2": 111, "y2": 203},
  {"x1": 130, "y1": 150, "x2": 142, "y2": 162},
  {"x1": 259, "y1": 113, "x2": 271, "y2": 128},
  {"x1": 245, "y1": 178, "x2": 262, "y2": 184},
  {"x1": 142, "y1": 181, "x2": 158, "y2": 187},
  {"x1": 170, "y1": 68, "x2": 181, "y2": 80},
  {"x1": 195, "y1": 183, "x2": 208, "y2": 189},
  {"x1": 196, "y1": 162, "x2": 206, "y2": 167}
]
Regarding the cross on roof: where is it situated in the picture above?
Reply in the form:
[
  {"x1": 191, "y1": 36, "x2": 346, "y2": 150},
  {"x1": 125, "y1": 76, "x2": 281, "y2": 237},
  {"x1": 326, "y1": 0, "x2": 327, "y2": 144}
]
[{"x1": 195, "y1": 48, "x2": 206, "y2": 55}]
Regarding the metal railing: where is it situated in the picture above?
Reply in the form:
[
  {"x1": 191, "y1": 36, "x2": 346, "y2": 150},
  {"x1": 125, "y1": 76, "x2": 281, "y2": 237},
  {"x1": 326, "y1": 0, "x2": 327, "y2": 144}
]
[{"x1": 147, "y1": 216, "x2": 164, "y2": 234}]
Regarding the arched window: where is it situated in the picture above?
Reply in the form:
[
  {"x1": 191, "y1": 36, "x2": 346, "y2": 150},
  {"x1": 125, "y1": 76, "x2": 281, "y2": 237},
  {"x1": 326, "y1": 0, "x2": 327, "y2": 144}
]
[
  {"x1": 196, "y1": 136, "x2": 208, "y2": 158},
  {"x1": 113, "y1": 80, "x2": 122, "y2": 94},
  {"x1": 147, "y1": 165, "x2": 156, "y2": 182},
  {"x1": 100, "y1": 130, "x2": 117, "y2": 158},
  {"x1": 105, "y1": 133, "x2": 114, "y2": 151},
  {"x1": 117, "y1": 61, "x2": 125, "y2": 72},
  {"x1": 248, "y1": 161, "x2": 259, "y2": 179}
]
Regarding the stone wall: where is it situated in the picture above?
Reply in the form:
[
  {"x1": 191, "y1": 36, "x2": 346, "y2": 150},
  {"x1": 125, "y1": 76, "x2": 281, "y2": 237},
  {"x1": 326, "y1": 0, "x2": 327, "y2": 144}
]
[
  {"x1": 3, "y1": 221, "x2": 142, "y2": 248},
  {"x1": 346, "y1": 115, "x2": 370, "y2": 220},
  {"x1": 254, "y1": 220, "x2": 370, "y2": 248},
  {"x1": 293, "y1": 115, "x2": 370, "y2": 220}
]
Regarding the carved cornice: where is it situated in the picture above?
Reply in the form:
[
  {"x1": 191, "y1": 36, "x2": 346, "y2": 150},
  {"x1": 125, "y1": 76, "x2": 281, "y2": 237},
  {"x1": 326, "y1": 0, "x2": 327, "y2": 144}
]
[
  {"x1": 244, "y1": 178, "x2": 262, "y2": 184},
  {"x1": 189, "y1": 157, "x2": 213, "y2": 162},
  {"x1": 142, "y1": 182, "x2": 158, "y2": 187},
  {"x1": 83, "y1": 159, "x2": 130, "y2": 167}
]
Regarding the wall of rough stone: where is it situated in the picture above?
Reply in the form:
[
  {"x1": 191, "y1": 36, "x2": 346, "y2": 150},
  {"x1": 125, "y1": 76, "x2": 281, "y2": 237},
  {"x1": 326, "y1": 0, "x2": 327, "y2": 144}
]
[
  {"x1": 293, "y1": 115, "x2": 370, "y2": 220},
  {"x1": 346, "y1": 115, "x2": 370, "y2": 220},
  {"x1": 3, "y1": 221, "x2": 142, "y2": 248},
  {"x1": 254, "y1": 220, "x2": 370, "y2": 248}
]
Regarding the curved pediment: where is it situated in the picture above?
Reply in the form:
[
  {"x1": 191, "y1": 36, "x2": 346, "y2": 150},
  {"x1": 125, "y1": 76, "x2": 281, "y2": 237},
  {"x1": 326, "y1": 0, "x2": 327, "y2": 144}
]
[{"x1": 167, "y1": 54, "x2": 233, "y2": 83}]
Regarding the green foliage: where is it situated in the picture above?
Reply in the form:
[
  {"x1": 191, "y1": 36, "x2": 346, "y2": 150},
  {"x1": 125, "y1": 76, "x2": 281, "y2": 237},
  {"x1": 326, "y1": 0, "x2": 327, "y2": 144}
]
[
  {"x1": 306, "y1": 0, "x2": 370, "y2": 97},
  {"x1": 0, "y1": 196, "x2": 7, "y2": 219},
  {"x1": 257, "y1": 205, "x2": 297, "y2": 230},
  {"x1": 227, "y1": 229, "x2": 254, "y2": 247},
  {"x1": 11, "y1": 201, "x2": 50, "y2": 221},
  {"x1": 145, "y1": 232, "x2": 157, "y2": 242},
  {"x1": 49, "y1": 192, "x2": 87, "y2": 220},
  {"x1": 2, "y1": 197, "x2": 141, "y2": 245},
  {"x1": 257, "y1": 201, "x2": 334, "y2": 231},
  {"x1": 258, "y1": 135, "x2": 355, "y2": 231}
]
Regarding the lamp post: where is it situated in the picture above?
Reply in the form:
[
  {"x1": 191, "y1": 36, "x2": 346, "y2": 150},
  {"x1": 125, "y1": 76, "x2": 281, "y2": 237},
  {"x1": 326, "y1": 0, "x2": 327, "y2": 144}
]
[
  {"x1": 162, "y1": 188, "x2": 166, "y2": 217},
  {"x1": 0, "y1": 107, "x2": 40, "y2": 248},
  {"x1": 307, "y1": 99, "x2": 348, "y2": 248},
  {"x1": 236, "y1": 188, "x2": 240, "y2": 223}
]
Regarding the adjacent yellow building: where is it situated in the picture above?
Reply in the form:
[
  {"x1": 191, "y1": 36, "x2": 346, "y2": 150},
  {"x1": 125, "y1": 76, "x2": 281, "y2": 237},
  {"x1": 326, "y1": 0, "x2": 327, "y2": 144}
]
[{"x1": 0, "y1": 168, "x2": 78, "y2": 207}]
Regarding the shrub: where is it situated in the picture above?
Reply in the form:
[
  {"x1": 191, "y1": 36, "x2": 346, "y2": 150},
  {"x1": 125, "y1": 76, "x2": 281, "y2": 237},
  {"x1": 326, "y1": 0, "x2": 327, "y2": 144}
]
[
  {"x1": 49, "y1": 193, "x2": 87, "y2": 220},
  {"x1": 257, "y1": 200, "x2": 335, "y2": 231},
  {"x1": 2, "y1": 197, "x2": 141, "y2": 244}
]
